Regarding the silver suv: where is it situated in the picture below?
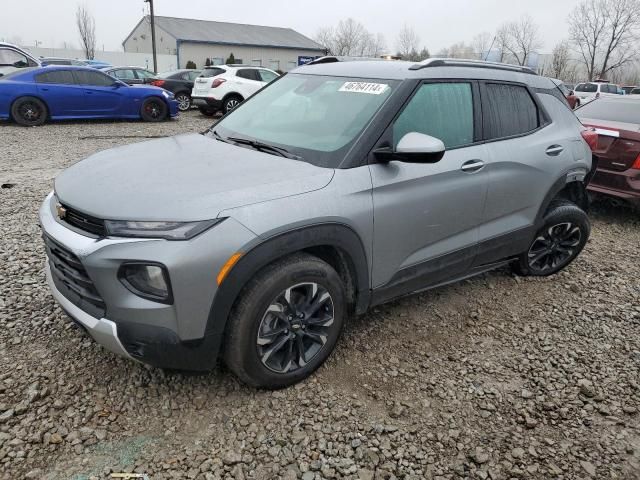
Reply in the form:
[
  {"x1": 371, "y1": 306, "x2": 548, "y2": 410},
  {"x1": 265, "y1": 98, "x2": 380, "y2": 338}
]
[{"x1": 40, "y1": 59, "x2": 595, "y2": 388}]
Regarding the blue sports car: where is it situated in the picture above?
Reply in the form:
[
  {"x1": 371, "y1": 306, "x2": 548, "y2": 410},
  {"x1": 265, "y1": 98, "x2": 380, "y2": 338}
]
[{"x1": 0, "y1": 66, "x2": 178, "y2": 126}]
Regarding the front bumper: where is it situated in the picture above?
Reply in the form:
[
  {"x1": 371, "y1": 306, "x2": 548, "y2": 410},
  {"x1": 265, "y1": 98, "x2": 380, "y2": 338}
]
[
  {"x1": 45, "y1": 262, "x2": 132, "y2": 359},
  {"x1": 192, "y1": 96, "x2": 223, "y2": 110},
  {"x1": 39, "y1": 192, "x2": 256, "y2": 370}
]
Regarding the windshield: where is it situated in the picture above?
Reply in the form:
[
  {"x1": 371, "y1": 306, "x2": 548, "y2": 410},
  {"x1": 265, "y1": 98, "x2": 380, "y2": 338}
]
[
  {"x1": 576, "y1": 99, "x2": 640, "y2": 125},
  {"x1": 575, "y1": 83, "x2": 598, "y2": 93},
  {"x1": 211, "y1": 74, "x2": 398, "y2": 167}
]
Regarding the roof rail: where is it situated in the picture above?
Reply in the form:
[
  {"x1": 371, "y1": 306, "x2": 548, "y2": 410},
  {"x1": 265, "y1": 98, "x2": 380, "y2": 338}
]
[{"x1": 409, "y1": 58, "x2": 537, "y2": 75}]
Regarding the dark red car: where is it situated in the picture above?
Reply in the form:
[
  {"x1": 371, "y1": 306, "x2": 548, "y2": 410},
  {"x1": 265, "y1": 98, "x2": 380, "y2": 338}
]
[{"x1": 576, "y1": 97, "x2": 640, "y2": 209}]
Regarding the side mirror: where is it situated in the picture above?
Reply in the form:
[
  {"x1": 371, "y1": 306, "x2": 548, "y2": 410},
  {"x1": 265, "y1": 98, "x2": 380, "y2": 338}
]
[
  {"x1": 374, "y1": 132, "x2": 446, "y2": 163},
  {"x1": 112, "y1": 81, "x2": 126, "y2": 88}
]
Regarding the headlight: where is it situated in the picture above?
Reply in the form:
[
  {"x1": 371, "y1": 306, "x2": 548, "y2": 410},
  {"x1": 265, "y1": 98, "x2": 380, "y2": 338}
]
[
  {"x1": 119, "y1": 263, "x2": 172, "y2": 303},
  {"x1": 105, "y1": 219, "x2": 224, "y2": 240}
]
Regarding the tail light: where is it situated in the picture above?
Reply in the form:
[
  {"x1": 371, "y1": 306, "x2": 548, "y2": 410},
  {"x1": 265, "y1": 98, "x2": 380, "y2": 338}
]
[
  {"x1": 151, "y1": 80, "x2": 165, "y2": 87},
  {"x1": 581, "y1": 128, "x2": 598, "y2": 151},
  {"x1": 211, "y1": 78, "x2": 226, "y2": 88},
  {"x1": 632, "y1": 153, "x2": 640, "y2": 170}
]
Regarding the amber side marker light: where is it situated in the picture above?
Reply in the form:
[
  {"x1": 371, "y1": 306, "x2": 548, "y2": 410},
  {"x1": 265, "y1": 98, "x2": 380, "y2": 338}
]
[{"x1": 217, "y1": 253, "x2": 243, "y2": 285}]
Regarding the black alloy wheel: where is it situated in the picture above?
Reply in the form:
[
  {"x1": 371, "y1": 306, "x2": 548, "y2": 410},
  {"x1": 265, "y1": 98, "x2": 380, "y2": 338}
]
[
  {"x1": 257, "y1": 282, "x2": 335, "y2": 374},
  {"x1": 527, "y1": 222, "x2": 582, "y2": 273},
  {"x1": 12, "y1": 97, "x2": 47, "y2": 126},
  {"x1": 141, "y1": 98, "x2": 167, "y2": 122}
]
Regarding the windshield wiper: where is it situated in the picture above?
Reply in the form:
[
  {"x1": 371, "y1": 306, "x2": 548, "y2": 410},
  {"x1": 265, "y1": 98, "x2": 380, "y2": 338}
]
[
  {"x1": 227, "y1": 136, "x2": 301, "y2": 160},
  {"x1": 211, "y1": 130, "x2": 232, "y2": 144}
]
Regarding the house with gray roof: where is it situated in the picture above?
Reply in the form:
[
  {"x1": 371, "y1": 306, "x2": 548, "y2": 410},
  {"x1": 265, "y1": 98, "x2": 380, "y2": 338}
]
[{"x1": 123, "y1": 16, "x2": 325, "y2": 71}]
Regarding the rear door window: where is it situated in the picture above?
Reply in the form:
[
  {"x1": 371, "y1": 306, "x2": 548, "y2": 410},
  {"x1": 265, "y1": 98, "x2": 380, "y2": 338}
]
[
  {"x1": 482, "y1": 83, "x2": 539, "y2": 140},
  {"x1": 393, "y1": 82, "x2": 475, "y2": 149},
  {"x1": 112, "y1": 69, "x2": 135, "y2": 80},
  {"x1": 73, "y1": 70, "x2": 114, "y2": 86},
  {"x1": 575, "y1": 83, "x2": 597, "y2": 93},
  {"x1": 237, "y1": 69, "x2": 260, "y2": 81},
  {"x1": 35, "y1": 70, "x2": 76, "y2": 84}
]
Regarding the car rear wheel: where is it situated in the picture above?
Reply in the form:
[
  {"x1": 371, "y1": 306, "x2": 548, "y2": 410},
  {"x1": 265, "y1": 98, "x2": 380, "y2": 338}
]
[
  {"x1": 140, "y1": 98, "x2": 168, "y2": 122},
  {"x1": 514, "y1": 199, "x2": 590, "y2": 276},
  {"x1": 223, "y1": 253, "x2": 346, "y2": 388},
  {"x1": 199, "y1": 107, "x2": 216, "y2": 117},
  {"x1": 11, "y1": 97, "x2": 47, "y2": 126},
  {"x1": 223, "y1": 95, "x2": 243, "y2": 114},
  {"x1": 175, "y1": 92, "x2": 191, "y2": 111}
]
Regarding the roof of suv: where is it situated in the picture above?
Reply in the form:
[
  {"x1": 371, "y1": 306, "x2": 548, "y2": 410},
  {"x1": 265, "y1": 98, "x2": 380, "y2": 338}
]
[{"x1": 294, "y1": 58, "x2": 555, "y2": 89}]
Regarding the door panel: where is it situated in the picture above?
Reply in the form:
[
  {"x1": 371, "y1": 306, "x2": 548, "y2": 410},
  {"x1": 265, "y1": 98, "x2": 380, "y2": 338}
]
[
  {"x1": 370, "y1": 145, "x2": 489, "y2": 289},
  {"x1": 73, "y1": 70, "x2": 125, "y2": 114},
  {"x1": 35, "y1": 70, "x2": 85, "y2": 116}
]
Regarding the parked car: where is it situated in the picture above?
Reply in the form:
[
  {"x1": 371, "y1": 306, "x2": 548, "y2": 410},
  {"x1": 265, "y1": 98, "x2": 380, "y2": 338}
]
[
  {"x1": 40, "y1": 58, "x2": 594, "y2": 388},
  {"x1": 0, "y1": 66, "x2": 178, "y2": 126},
  {"x1": 191, "y1": 65, "x2": 279, "y2": 115},
  {"x1": 574, "y1": 82, "x2": 621, "y2": 104},
  {"x1": 553, "y1": 80, "x2": 580, "y2": 109},
  {"x1": 101, "y1": 66, "x2": 157, "y2": 85},
  {"x1": 576, "y1": 97, "x2": 640, "y2": 209},
  {"x1": 0, "y1": 42, "x2": 40, "y2": 77},
  {"x1": 622, "y1": 85, "x2": 638, "y2": 95},
  {"x1": 148, "y1": 69, "x2": 202, "y2": 111},
  {"x1": 630, "y1": 88, "x2": 640, "y2": 95},
  {"x1": 40, "y1": 57, "x2": 88, "y2": 67},
  {"x1": 83, "y1": 59, "x2": 112, "y2": 69}
]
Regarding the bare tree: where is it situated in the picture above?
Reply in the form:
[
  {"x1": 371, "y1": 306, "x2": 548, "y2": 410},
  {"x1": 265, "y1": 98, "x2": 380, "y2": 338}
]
[
  {"x1": 396, "y1": 24, "x2": 420, "y2": 58},
  {"x1": 76, "y1": 4, "x2": 96, "y2": 60},
  {"x1": 550, "y1": 40, "x2": 573, "y2": 79},
  {"x1": 472, "y1": 32, "x2": 492, "y2": 60},
  {"x1": 314, "y1": 19, "x2": 386, "y2": 57},
  {"x1": 494, "y1": 24, "x2": 511, "y2": 62},
  {"x1": 569, "y1": 0, "x2": 640, "y2": 80},
  {"x1": 503, "y1": 15, "x2": 542, "y2": 66}
]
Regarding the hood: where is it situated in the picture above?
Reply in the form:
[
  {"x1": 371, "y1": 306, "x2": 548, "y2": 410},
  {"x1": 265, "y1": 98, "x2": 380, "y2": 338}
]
[{"x1": 55, "y1": 133, "x2": 334, "y2": 221}]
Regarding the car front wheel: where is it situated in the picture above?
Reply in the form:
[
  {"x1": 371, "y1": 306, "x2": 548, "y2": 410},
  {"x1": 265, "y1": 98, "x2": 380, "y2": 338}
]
[
  {"x1": 515, "y1": 199, "x2": 590, "y2": 276},
  {"x1": 175, "y1": 92, "x2": 191, "y2": 111},
  {"x1": 223, "y1": 253, "x2": 346, "y2": 388}
]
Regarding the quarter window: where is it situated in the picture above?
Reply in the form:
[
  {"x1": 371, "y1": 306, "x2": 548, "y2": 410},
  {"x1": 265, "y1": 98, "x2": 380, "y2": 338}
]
[
  {"x1": 393, "y1": 82, "x2": 474, "y2": 149},
  {"x1": 483, "y1": 83, "x2": 539, "y2": 140}
]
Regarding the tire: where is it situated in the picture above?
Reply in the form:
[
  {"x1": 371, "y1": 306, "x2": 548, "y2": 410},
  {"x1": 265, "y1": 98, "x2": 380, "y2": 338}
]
[
  {"x1": 11, "y1": 97, "x2": 47, "y2": 126},
  {"x1": 199, "y1": 107, "x2": 216, "y2": 117},
  {"x1": 175, "y1": 92, "x2": 191, "y2": 111},
  {"x1": 223, "y1": 253, "x2": 346, "y2": 389},
  {"x1": 514, "y1": 199, "x2": 590, "y2": 276},
  {"x1": 140, "y1": 97, "x2": 168, "y2": 122},
  {"x1": 223, "y1": 95, "x2": 243, "y2": 114}
]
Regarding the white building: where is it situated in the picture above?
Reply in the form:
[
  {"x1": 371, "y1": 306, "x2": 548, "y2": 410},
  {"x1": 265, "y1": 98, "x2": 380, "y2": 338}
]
[{"x1": 123, "y1": 16, "x2": 325, "y2": 72}]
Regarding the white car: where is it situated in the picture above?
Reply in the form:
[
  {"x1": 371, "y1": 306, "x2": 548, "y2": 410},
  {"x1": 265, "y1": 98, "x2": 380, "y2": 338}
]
[
  {"x1": 191, "y1": 65, "x2": 279, "y2": 115},
  {"x1": 574, "y1": 82, "x2": 621, "y2": 104},
  {"x1": 0, "y1": 43, "x2": 40, "y2": 77}
]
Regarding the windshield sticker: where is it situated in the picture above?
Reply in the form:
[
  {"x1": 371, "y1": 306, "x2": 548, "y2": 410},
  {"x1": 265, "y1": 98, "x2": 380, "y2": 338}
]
[{"x1": 339, "y1": 82, "x2": 389, "y2": 95}]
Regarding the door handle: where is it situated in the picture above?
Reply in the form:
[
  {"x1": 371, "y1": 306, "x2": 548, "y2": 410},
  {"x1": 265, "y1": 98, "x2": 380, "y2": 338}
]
[
  {"x1": 546, "y1": 145, "x2": 564, "y2": 156},
  {"x1": 461, "y1": 159, "x2": 485, "y2": 173}
]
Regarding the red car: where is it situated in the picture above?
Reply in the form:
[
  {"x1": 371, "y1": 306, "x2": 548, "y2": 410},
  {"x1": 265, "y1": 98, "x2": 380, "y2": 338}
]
[{"x1": 576, "y1": 97, "x2": 640, "y2": 209}]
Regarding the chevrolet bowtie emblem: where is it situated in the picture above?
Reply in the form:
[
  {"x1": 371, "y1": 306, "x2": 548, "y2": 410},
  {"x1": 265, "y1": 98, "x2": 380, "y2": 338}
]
[{"x1": 56, "y1": 203, "x2": 67, "y2": 220}]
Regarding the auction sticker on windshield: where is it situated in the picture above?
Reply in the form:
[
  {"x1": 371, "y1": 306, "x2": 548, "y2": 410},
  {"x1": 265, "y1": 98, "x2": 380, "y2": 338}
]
[{"x1": 339, "y1": 82, "x2": 389, "y2": 95}]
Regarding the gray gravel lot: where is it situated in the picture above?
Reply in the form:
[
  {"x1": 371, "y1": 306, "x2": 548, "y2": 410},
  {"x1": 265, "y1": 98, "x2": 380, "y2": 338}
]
[{"x1": 1, "y1": 111, "x2": 639, "y2": 480}]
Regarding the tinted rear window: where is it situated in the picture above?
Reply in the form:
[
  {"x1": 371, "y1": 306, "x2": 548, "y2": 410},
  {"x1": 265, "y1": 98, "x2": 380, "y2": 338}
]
[
  {"x1": 483, "y1": 83, "x2": 539, "y2": 139},
  {"x1": 200, "y1": 68, "x2": 224, "y2": 78},
  {"x1": 575, "y1": 83, "x2": 598, "y2": 93},
  {"x1": 576, "y1": 100, "x2": 640, "y2": 124},
  {"x1": 35, "y1": 70, "x2": 76, "y2": 84}
]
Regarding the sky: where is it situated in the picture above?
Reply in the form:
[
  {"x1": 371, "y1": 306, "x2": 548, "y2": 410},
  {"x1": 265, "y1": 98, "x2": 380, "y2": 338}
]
[{"x1": 0, "y1": 0, "x2": 581, "y2": 54}]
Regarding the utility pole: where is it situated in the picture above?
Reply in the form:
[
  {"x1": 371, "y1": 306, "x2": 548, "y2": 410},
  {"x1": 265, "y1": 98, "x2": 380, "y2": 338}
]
[{"x1": 144, "y1": 0, "x2": 157, "y2": 72}]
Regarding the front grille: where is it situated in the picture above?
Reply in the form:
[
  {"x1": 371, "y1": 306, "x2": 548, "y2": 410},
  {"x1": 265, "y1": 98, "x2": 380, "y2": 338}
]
[
  {"x1": 44, "y1": 235, "x2": 106, "y2": 318},
  {"x1": 61, "y1": 205, "x2": 105, "y2": 236}
]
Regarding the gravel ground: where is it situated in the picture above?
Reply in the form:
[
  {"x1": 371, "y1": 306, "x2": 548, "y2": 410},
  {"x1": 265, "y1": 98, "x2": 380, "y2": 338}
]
[{"x1": 1, "y1": 111, "x2": 639, "y2": 480}]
